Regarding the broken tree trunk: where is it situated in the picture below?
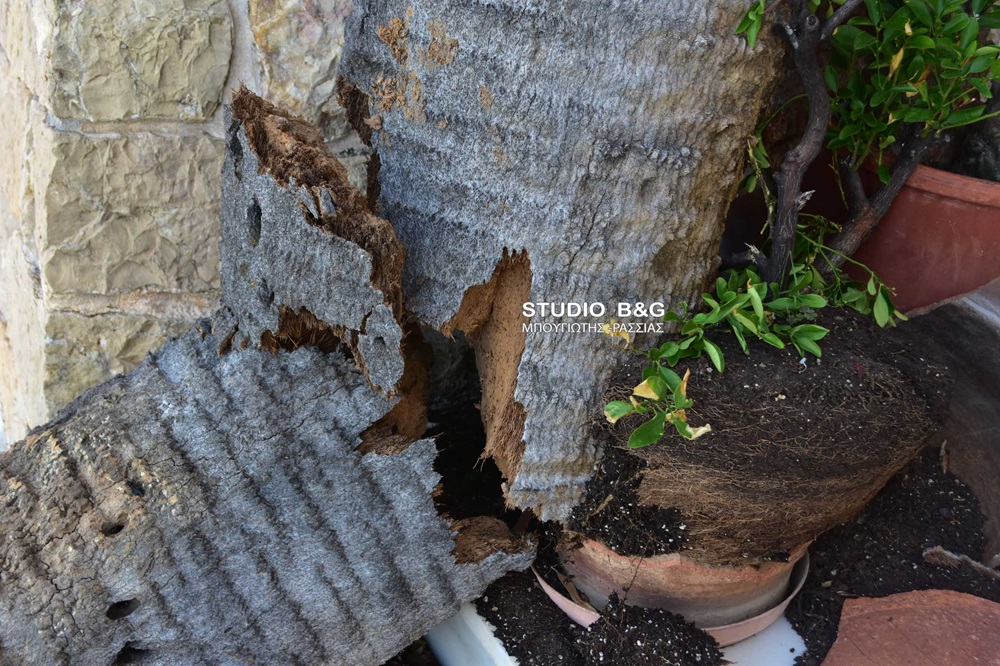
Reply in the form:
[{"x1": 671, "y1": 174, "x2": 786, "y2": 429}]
[
  {"x1": 0, "y1": 92, "x2": 533, "y2": 665},
  {"x1": 338, "y1": 0, "x2": 785, "y2": 519}
]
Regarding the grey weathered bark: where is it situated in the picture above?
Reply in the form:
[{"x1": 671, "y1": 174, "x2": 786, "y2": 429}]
[
  {"x1": 0, "y1": 92, "x2": 533, "y2": 665},
  {"x1": 0, "y1": 314, "x2": 530, "y2": 665},
  {"x1": 338, "y1": 0, "x2": 785, "y2": 520}
]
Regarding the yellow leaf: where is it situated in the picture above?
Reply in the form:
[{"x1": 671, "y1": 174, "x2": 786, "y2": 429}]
[
  {"x1": 677, "y1": 368, "x2": 691, "y2": 400},
  {"x1": 600, "y1": 319, "x2": 631, "y2": 347},
  {"x1": 904, "y1": 20, "x2": 912, "y2": 36},
  {"x1": 688, "y1": 424, "x2": 712, "y2": 439},
  {"x1": 889, "y1": 47, "x2": 905, "y2": 77},
  {"x1": 632, "y1": 379, "x2": 660, "y2": 400},
  {"x1": 629, "y1": 396, "x2": 642, "y2": 407}
]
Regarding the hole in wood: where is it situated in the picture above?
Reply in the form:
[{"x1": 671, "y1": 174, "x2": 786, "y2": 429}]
[
  {"x1": 247, "y1": 198, "x2": 262, "y2": 246},
  {"x1": 111, "y1": 641, "x2": 150, "y2": 664},
  {"x1": 228, "y1": 123, "x2": 243, "y2": 164},
  {"x1": 125, "y1": 480, "x2": 145, "y2": 497},
  {"x1": 106, "y1": 599, "x2": 140, "y2": 620},
  {"x1": 101, "y1": 522, "x2": 125, "y2": 537},
  {"x1": 258, "y1": 278, "x2": 275, "y2": 307}
]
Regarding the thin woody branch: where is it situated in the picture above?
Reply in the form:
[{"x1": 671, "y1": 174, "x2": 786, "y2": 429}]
[
  {"x1": 764, "y1": 4, "x2": 826, "y2": 285},
  {"x1": 764, "y1": 0, "x2": 867, "y2": 286},
  {"x1": 822, "y1": 132, "x2": 943, "y2": 272}
]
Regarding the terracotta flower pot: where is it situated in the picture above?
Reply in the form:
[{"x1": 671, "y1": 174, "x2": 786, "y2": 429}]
[
  {"x1": 846, "y1": 164, "x2": 1000, "y2": 313},
  {"x1": 560, "y1": 538, "x2": 809, "y2": 628}
]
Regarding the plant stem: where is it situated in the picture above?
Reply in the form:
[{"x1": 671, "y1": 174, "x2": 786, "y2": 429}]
[
  {"x1": 820, "y1": 131, "x2": 942, "y2": 273},
  {"x1": 764, "y1": 3, "x2": 828, "y2": 286}
]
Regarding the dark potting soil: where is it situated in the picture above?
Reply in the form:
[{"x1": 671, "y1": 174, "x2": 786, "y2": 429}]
[
  {"x1": 568, "y1": 445, "x2": 689, "y2": 557},
  {"x1": 478, "y1": 570, "x2": 724, "y2": 666},
  {"x1": 788, "y1": 444, "x2": 1000, "y2": 664}
]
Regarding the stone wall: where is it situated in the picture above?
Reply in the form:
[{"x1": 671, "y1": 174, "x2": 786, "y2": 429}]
[{"x1": 0, "y1": 0, "x2": 363, "y2": 447}]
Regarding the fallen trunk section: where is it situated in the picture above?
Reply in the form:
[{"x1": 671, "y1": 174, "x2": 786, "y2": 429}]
[{"x1": 0, "y1": 91, "x2": 533, "y2": 665}]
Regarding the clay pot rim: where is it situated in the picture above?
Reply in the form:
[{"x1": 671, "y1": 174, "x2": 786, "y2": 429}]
[
  {"x1": 562, "y1": 531, "x2": 810, "y2": 571},
  {"x1": 864, "y1": 158, "x2": 1000, "y2": 208},
  {"x1": 535, "y1": 550, "x2": 812, "y2": 647},
  {"x1": 702, "y1": 551, "x2": 810, "y2": 646}
]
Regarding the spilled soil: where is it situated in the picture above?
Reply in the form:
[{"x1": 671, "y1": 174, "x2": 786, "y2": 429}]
[{"x1": 788, "y1": 445, "x2": 1000, "y2": 664}]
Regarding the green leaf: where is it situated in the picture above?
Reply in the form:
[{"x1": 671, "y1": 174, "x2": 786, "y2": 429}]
[
  {"x1": 731, "y1": 310, "x2": 760, "y2": 334},
  {"x1": 703, "y1": 338, "x2": 725, "y2": 373},
  {"x1": 867, "y1": 276, "x2": 877, "y2": 295},
  {"x1": 968, "y1": 55, "x2": 995, "y2": 74},
  {"x1": 873, "y1": 292, "x2": 891, "y2": 326},
  {"x1": 798, "y1": 293, "x2": 828, "y2": 308},
  {"x1": 647, "y1": 375, "x2": 669, "y2": 400},
  {"x1": 878, "y1": 164, "x2": 891, "y2": 184},
  {"x1": 960, "y1": 16, "x2": 979, "y2": 51},
  {"x1": 824, "y1": 65, "x2": 839, "y2": 93},
  {"x1": 839, "y1": 123, "x2": 863, "y2": 139},
  {"x1": 736, "y1": 14, "x2": 756, "y2": 33},
  {"x1": 716, "y1": 277, "x2": 729, "y2": 297},
  {"x1": 748, "y1": 284, "x2": 765, "y2": 319},
  {"x1": 762, "y1": 332, "x2": 786, "y2": 348},
  {"x1": 970, "y1": 78, "x2": 993, "y2": 99},
  {"x1": 672, "y1": 383, "x2": 693, "y2": 411},
  {"x1": 660, "y1": 341, "x2": 680, "y2": 358},
  {"x1": 767, "y1": 297, "x2": 797, "y2": 310},
  {"x1": 909, "y1": 35, "x2": 936, "y2": 49},
  {"x1": 672, "y1": 419, "x2": 695, "y2": 440},
  {"x1": 854, "y1": 31, "x2": 878, "y2": 51},
  {"x1": 840, "y1": 287, "x2": 868, "y2": 304},
  {"x1": 604, "y1": 401, "x2": 634, "y2": 424},
  {"x1": 628, "y1": 411, "x2": 666, "y2": 448},
  {"x1": 790, "y1": 324, "x2": 830, "y2": 341},
  {"x1": 746, "y1": 16, "x2": 763, "y2": 48},
  {"x1": 905, "y1": 0, "x2": 933, "y2": 26},
  {"x1": 794, "y1": 335, "x2": 824, "y2": 357},
  {"x1": 658, "y1": 366, "x2": 683, "y2": 392},
  {"x1": 942, "y1": 13, "x2": 970, "y2": 34},
  {"x1": 942, "y1": 105, "x2": 986, "y2": 128},
  {"x1": 864, "y1": 0, "x2": 883, "y2": 21},
  {"x1": 732, "y1": 323, "x2": 750, "y2": 354},
  {"x1": 981, "y1": 11, "x2": 1000, "y2": 29},
  {"x1": 832, "y1": 25, "x2": 862, "y2": 50}
]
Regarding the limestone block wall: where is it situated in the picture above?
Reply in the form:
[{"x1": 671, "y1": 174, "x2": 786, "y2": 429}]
[{"x1": 0, "y1": 0, "x2": 362, "y2": 447}]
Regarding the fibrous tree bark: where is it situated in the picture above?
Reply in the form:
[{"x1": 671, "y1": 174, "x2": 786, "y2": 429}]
[
  {"x1": 339, "y1": 0, "x2": 785, "y2": 519},
  {"x1": 0, "y1": 92, "x2": 533, "y2": 665}
]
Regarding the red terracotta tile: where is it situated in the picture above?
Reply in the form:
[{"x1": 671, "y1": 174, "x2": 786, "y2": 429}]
[{"x1": 822, "y1": 589, "x2": 1000, "y2": 666}]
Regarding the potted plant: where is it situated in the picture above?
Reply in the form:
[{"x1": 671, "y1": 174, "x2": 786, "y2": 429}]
[
  {"x1": 800, "y1": 0, "x2": 1000, "y2": 312},
  {"x1": 539, "y1": 0, "x2": 986, "y2": 643}
]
